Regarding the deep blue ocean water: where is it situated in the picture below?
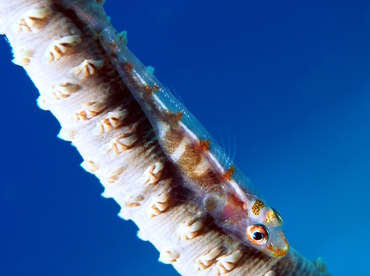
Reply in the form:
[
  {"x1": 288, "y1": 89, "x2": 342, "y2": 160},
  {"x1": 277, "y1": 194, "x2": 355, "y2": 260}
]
[{"x1": 1, "y1": 1, "x2": 369, "y2": 275}]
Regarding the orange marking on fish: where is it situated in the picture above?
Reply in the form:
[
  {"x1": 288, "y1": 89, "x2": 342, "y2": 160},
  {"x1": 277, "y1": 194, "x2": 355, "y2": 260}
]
[
  {"x1": 223, "y1": 165, "x2": 235, "y2": 181},
  {"x1": 265, "y1": 211, "x2": 274, "y2": 224},
  {"x1": 264, "y1": 209, "x2": 281, "y2": 226},
  {"x1": 145, "y1": 85, "x2": 153, "y2": 93},
  {"x1": 197, "y1": 139, "x2": 211, "y2": 151},
  {"x1": 178, "y1": 144, "x2": 202, "y2": 169},
  {"x1": 153, "y1": 83, "x2": 160, "y2": 91},
  {"x1": 168, "y1": 111, "x2": 183, "y2": 121},
  {"x1": 265, "y1": 238, "x2": 289, "y2": 258},
  {"x1": 163, "y1": 129, "x2": 184, "y2": 155},
  {"x1": 187, "y1": 169, "x2": 222, "y2": 190},
  {"x1": 125, "y1": 62, "x2": 133, "y2": 72},
  {"x1": 252, "y1": 200, "x2": 265, "y2": 216},
  {"x1": 174, "y1": 111, "x2": 183, "y2": 121}
]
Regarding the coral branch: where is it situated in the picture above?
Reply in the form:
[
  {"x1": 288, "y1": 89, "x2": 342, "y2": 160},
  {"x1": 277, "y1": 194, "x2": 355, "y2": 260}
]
[{"x1": 0, "y1": 1, "x2": 330, "y2": 275}]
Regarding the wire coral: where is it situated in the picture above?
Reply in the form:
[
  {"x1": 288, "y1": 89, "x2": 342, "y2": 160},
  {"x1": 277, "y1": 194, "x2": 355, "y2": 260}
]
[{"x1": 0, "y1": 0, "x2": 330, "y2": 275}]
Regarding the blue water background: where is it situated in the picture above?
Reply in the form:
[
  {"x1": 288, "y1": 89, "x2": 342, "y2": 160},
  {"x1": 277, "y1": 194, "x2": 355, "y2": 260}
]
[{"x1": 1, "y1": 1, "x2": 369, "y2": 275}]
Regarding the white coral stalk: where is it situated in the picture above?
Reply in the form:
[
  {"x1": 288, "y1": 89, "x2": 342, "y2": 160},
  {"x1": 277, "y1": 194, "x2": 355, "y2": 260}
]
[{"x1": 0, "y1": 1, "x2": 330, "y2": 275}]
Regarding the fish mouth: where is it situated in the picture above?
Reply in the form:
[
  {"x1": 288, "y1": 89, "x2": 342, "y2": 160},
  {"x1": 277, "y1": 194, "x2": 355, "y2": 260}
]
[{"x1": 265, "y1": 232, "x2": 289, "y2": 258}]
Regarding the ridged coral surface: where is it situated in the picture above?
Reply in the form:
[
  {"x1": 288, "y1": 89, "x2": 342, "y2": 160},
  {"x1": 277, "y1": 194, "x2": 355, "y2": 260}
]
[{"x1": 0, "y1": 1, "x2": 331, "y2": 275}]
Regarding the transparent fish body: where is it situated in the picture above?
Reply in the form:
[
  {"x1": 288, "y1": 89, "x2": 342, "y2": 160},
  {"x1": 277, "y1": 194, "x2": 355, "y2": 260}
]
[{"x1": 69, "y1": 2, "x2": 289, "y2": 258}]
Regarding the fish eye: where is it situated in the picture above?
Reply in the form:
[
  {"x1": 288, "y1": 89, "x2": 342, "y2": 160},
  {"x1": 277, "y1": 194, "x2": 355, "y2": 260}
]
[{"x1": 246, "y1": 224, "x2": 269, "y2": 246}]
